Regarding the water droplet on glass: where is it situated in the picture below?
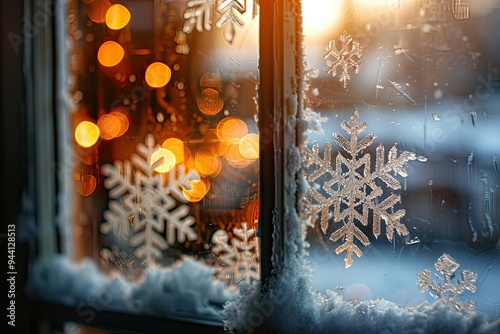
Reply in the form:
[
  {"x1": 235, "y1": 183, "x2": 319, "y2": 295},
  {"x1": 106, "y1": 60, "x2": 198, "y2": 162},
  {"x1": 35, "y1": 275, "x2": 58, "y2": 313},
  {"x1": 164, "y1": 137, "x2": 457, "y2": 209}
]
[{"x1": 428, "y1": 179, "x2": 433, "y2": 186}]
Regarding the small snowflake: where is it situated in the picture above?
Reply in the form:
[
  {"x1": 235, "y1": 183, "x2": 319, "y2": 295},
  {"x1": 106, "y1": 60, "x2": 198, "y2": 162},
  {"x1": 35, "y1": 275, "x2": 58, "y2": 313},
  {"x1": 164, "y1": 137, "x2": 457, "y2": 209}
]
[
  {"x1": 417, "y1": 253, "x2": 477, "y2": 315},
  {"x1": 211, "y1": 222, "x2": 259, "y2": 285},
  {"x1": 100, "y1": 134, "x2": 200, "y2": 268},
  {"x1": 302, "y1": 110, "x2": 416, "y2": 268},
  {"x1": 323, "y1": 31, "x2": 362, "y2": 88}
]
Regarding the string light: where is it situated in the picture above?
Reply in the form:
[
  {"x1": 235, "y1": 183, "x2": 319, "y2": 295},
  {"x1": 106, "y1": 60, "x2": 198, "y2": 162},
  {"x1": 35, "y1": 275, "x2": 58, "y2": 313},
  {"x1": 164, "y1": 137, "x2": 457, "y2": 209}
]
[
  {"x1": 75, "y1": 121, "x2": 100, "y2": 148},
  {"x1": 145, "y1": 62, "x2": 172, "y2": 88},
  {"x1": 97, "y1": 41, "x2": 124, "y2": 67},
  {"x1": 105, "y1": 4, "x2": 131, "y2": 30}
]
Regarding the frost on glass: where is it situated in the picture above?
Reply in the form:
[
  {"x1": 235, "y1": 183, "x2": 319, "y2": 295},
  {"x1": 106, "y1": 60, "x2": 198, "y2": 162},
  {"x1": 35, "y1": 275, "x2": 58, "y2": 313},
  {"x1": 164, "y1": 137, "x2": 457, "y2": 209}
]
[
  {"x1": 301, "y1": 0, "x2": 500, "y2": 325},
  {"x1": 303, "y1": 109, "x2": 416, "y2": 267},
  {"x1": 417, "y1": 253, "x2": 477, "y2": 315},
  {"x1": 100, "y1": 134, "x2": 199, "y2": 268}
]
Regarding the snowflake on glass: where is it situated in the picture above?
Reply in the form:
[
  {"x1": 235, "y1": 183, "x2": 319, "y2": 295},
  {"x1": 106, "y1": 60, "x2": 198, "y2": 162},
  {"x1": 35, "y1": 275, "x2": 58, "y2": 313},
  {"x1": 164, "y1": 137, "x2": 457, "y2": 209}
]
[
  {"x1": 302, "y1": 110, "x2": 416, "y2": 268},
  {"x1": 100, "y1": 134, "x2": 200, "y2": 268},
  {"x1": 417, "y1": 253, "x2": 477, "y2": 315},
  {"x1": 211, "y1": 222, "x2": 259, "y2": 285},
  {"x1": 182, "y1": 0, "x2": 250, "y2": 44},
  {"x1": 323, "y1": 31, "x2": 362, "y2": 88}
]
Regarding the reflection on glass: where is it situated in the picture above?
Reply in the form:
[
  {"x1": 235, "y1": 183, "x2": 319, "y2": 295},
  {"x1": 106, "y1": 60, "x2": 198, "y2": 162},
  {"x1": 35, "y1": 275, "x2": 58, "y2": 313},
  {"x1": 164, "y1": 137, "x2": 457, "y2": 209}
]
[{"x1": 302, "y1": 0, "x2": 500, "y2": 321}]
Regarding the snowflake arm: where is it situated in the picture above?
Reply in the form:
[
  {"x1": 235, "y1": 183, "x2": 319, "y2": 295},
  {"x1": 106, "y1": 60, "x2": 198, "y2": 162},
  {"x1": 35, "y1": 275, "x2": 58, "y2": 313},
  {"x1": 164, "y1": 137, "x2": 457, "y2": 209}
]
[{"x1": 183, "y1": 0, "x2": 215, "y2": 34}]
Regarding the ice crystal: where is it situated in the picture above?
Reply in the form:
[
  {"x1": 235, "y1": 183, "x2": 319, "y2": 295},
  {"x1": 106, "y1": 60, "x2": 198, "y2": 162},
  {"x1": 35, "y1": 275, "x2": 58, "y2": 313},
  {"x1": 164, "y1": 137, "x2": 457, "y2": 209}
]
[
  {"x1": 302, "y1": 110, "x2": 416, "y2": 268},
  {"x1": 417, "y1": 253, "x2": 477, "y2": 315},
  {"x1": 212, "y1": 222, "x2": 259, "y2": 285},
  {"x1": 183, "y1": 0, "x2": 248, "y2": 44},
  {"x1": 323, "y1": 31, "x2": 362, "y2": 88},
  {"x1": 100, "y1": 134, "x2": 199, "y2": 268}
]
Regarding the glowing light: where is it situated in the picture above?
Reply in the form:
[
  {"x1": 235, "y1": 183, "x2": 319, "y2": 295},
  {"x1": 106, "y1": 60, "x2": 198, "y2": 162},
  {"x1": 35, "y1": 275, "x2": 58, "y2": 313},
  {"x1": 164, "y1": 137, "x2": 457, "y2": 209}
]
[
  {"x1": 105, "y1": 4, "x2": 131, "y2": 30},
  {"x1": 238, "y1": 133, "x2": 259, "y2": 160},
  {"x1": 75, "y1": 174, "x2": 97, "y2": 197},
  {"x1": 109, "y1": 110, "x2": 129, "y2": 137},
  {"x1": 224, "y1": 144, "x2": 252, "y2": 168},
  {"x1": 217, "y1": 117, "x2": 248, "y2": 144},
  {"x1": 75, "y1": 121, "x2": 100, "y2": 148},
  {"x1": 145, "y1": 62, "x2": 172, "y2": 88},
  {"x1": 97, "y1": 114, "x2": 121, "y2": 140},
  {"x1": 97, "y1": 41, "x2": 124, "y2": 67},
  {"x1": 194, "y1": 148, "x2": 222, "y2": 178},
  {"x1": 150, "y1": 148, "x2": 176, "y2": 173},
  {"x1": 162, "y1": 138, "x2": 185, "y2": 164},
  {"x1": 198, "y1": 88, "x2": 224, "y2": 115},
  {"x1": 182, "y1": 179, "x2": 208, "y2": 202},
  {"x1": 86, "y1": 0, "x2": 111, "y2": 23},
  {"x1": 302, "y1": 0, "x2": 343, "y2": 33}
]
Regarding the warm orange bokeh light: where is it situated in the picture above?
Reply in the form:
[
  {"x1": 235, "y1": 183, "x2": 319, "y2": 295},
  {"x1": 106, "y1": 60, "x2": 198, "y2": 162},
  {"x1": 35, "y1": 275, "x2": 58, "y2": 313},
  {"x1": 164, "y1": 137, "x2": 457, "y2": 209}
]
[
  {"x1": 145, "y1": 62, "x2": 172, "y2": 88},
  {"x1": 75, "y1": 174, "x2": 97, "y2": 197},
  {"x1": 105, "y1": 4, "x2": 131, "y2": 30},
  {"x1": 109, "y1": 110, "x2": 129, "y2": 137},
  {"x1": 197, "y1": 88, "x2": 223, "y2": 115},
  {"x1": 194, "y1": 148, "x2": 222, "y2": 178},
  {"x1": 150, "y1": 148, "x2": 176, "y2": 173},
  {"x1": 217, "y1": 117, "x2": 248, "y2": 145},
  {"x1": 97, "y1": 114, "x2": 121, "y2": 140},
  {"x1": 97, "y1": 41, "x2": 124, "y2": 67},
  {"x1": 224, "y1": 144, "x2": 253, "y2": 168},
  {"x1": 182, "y1": 179, "x2": 208, "y2": 202},
  {"x1": 238, "y1": 133, "x2": 259, "y2": 160},
  {"x1": 75, "y1": 121, "x2": 100, "y2": 148},
  {"x1": 162, "y1": 138, "x2": 185, "y2": 164},
  {"x1": 87, "y1": 0, "x2": 111, "y2": 23}
]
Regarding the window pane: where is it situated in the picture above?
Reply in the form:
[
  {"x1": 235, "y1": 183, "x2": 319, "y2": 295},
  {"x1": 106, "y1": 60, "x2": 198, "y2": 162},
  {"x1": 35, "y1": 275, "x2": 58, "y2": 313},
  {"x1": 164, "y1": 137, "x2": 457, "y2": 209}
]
[
  {"x1": 301, "y1": 0, "x2": 500, "y2": 320},
  {"x1": 30, "y1": 0, "x2": 260, "y2": 322}
]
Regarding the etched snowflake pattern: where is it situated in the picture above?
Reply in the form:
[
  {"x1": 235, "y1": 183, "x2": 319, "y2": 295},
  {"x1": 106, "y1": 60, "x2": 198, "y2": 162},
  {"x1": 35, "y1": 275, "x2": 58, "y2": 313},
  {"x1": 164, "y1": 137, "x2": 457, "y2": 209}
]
[
  {"x1": 211, "y1": 222, "x2": 259, "y2": 285},
  {"x1": 182, "y1": 0, "x2": 250, "y2": 45},
  {"x1": 100, "y1": 134, "x2": 200, "y2": 268},
  {"x1": 302, "y1": 110, "x2": 416, "y2": 268},
  {"x1": 323, "y1": 31, "x2": 362, "y2": 88},
  {"x1": 417, "y1": 253, "x2": 477, "y2": 315}
]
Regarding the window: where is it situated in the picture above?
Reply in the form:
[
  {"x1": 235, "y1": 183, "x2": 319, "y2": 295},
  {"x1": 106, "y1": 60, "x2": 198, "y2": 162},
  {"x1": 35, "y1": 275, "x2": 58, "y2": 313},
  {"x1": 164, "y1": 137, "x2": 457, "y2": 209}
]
[{"x1": 20, "y1": 0, "x2": 500, "y2": 333}]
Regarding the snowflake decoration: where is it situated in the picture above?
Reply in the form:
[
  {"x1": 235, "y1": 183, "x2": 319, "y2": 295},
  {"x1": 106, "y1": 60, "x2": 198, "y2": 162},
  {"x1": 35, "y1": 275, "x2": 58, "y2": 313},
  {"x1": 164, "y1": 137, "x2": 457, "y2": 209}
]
[
  {"x1": 100, "y1": 246, "x2": 142, "y2": 279},
  {"x1": 417, "y1": 253, "x2": 477, "y2": 315},
  {"x1": 323, "y1": 31, "x2": 362, "y2": 88},
  {"x1": 182, "y1": 0, "x2": 250, "y2": 45},
  {"x1": 100, "y1": 134, "x2": 200, "y2": 268},
  {"x1": 211, "y1": 222, "x2": 259, "y2": 285},
  {"x1": 302, "y1": 110, "x2": 416, "y2": 268}
]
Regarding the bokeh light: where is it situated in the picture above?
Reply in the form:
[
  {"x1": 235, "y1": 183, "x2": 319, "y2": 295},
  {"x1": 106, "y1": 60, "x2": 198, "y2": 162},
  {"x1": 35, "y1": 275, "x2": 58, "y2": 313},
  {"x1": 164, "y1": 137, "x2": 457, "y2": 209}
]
[
  {"x1": 238, "y1": 133, "x2": 259, "y2": 160},
  {"x1": 145, "y1": 62, "x2": 172, "y2": 88},
  {"x1": 224, "y1": 143, "x2": 253, "y2": 168},
  {"x1": 198, "y1": 88, "x2": 224, "y2": 115},
  {"x1": 86, "y1": 0, "x2": 111, "y2": 23},
  {"x1": 105, "y1": 4, "x2": 131, "y2": 30},
  {"x1": 182, "y1": 179, "x2": 208, "y2": 202},
  {"x1": 162, "y1": 138, "x2": 185, "y2": 164},
  {"x1": 150, "y1": 148, "x2": 176, "y2": 173},
  {"x1": 217, "y1": 117, "x2": 248, "y2": 145},
  {"x1": 195, "y1": 148, "x2": 222, "y2": 178},
  {"x1": 75, "y1": 121, "x2": 100, "y2": 148},
  {"x1": 109, "y1": 110, "x2": 129, "y2": 137},
  {"x1": 75, "y1": 174, "x2": 97, "y2": 197},
  {"x1": 97, "y1": 114, "x2": 121, "y2": 140},
  {"x1": 97, "y1": 41, "x2": 124, "y2": 67}
]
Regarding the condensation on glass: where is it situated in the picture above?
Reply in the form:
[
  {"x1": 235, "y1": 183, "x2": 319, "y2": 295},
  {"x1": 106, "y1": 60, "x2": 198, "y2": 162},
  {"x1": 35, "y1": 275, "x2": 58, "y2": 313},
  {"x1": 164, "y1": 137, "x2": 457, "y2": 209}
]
[{"x1": 300, "y1": 0, "x2": 500, "y2": 321}]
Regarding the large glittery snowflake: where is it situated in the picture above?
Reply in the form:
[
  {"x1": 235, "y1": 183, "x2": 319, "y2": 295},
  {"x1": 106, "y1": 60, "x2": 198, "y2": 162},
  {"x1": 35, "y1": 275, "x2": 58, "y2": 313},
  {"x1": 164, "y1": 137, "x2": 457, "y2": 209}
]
[
  {"x1": 211, "y1": 222, "x2": 259, "y2": 285},
  {"x1": 417, "y1": 253, "x2": 477, "y2": 315},
  {"x1": 323, "y1": 31, "x2": 362, "y2": 88},
  {"x1": 182, "y1": 0, "x2": 251, "y2": 44},
  {"x1": 100, "y1": 134, "x2": 200, "y2": 268},
  {"x1": 302, "y1": 110, "x2": 416, "y2": 268}
]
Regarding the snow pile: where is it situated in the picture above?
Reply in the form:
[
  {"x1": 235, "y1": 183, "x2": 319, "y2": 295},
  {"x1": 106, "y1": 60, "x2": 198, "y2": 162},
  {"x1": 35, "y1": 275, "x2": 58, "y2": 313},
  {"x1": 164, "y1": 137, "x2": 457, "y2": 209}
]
[{"x1": 26, "y1": 255, "x2": 236, "y2": 320}]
